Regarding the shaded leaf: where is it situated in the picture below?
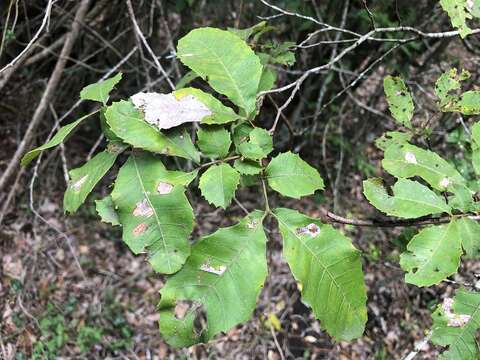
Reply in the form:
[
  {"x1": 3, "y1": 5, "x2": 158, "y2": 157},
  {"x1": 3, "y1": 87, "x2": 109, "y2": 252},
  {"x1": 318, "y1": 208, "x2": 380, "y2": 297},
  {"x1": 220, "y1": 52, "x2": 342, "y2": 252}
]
[
  {"x1": 456, "y1": 218, "x2": 480, "y2": 258},
  {"x1": 80, "y1": 73, "x2": 122, "y2": 105},
  {"x1": 111, "y1": 153, "x2": 194, "y2": 274},
  {"x1": 199, "y1": 164, "x2": 240, "y2": 208},
  {"x1": 158, "y1": 211, "x2": 267, "y2": 347},
  {"x1": 383, "y1": 75, "x2": 414, "y2": 128},
  {"x1": 274, "y1": 208, "x2": 367, "y2": 341},
  {"x1": 234, "y1": 159, "x2": 262, "y2": 175},
  {"x1": 197, "y1": 127, "x2": 231, "y2": 158},
  {"x1": 266, "y1": 152, "x2": 324, "y2": 199},
  {"x1": 237, "y1": 128, "x2": 273, "y2": 160},
  {"x1": 177, "y1": 27, "x2": 262, "y2": 115},
  {"x1": 400, "y1": 220, "x2": 462, "y2": 287},
  {"x1": 95, "y1": 195, "x2": 120, "y2": 226}
]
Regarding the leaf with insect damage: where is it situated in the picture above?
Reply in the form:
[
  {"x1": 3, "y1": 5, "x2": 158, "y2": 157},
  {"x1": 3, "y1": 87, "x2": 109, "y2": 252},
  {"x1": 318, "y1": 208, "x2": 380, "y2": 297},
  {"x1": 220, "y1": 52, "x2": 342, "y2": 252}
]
[
  {"x1": 440, "y1": 0, "x2": 474, "y2": 38},
  {"x1": 400, "y1": 220, "x2": 463, "y2": 287},
  {"x1": 95, "y1": 195, "x2": 120, "y2": 226},
  {"x1": 435, "y1": 68, "x2": 480, "y2": 115},
  {"x1": 63, "y1": 142, "x2": 127, "y2": 214},
  {"x1": 105, "y1": 100, "x2": 200, "y2": 162},
  {"x1": 158, "y1": 211, "x2": 267, "y2": 347},
  {"x1": 274, "y1": 208, "x2": 367, "y2": 341},
  {"x1": 383, "y1": 75, "x2": 414, "y2": 128},
  {"x1": 111, "y1": 153, "x2": 195, "y2": 274},
  {"x1": 431, "y1": 288, "x2": 480, "y2": 359},
  {"x1": 363, "y1": 178, "x2": 451, "y2": 218}
]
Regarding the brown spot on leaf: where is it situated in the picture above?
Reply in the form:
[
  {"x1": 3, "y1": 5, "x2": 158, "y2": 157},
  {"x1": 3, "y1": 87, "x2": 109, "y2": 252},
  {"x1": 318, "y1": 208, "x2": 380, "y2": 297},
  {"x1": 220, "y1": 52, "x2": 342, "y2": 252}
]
[
  {"x1": 133, "y1": 199, "x2": 154, "y2": 217},
  {"x1": 132, "y1": 223, "x2": 148, "y2": 236},
  {"x1": 157, "y1": 182, "x2": 174, "y2": 195},
  {"x1": 174, "y1": 300, "x2": 193, "y2": 320},
  {"x1": 296, "y1": 223, "x2": 320, "y2": 237}
]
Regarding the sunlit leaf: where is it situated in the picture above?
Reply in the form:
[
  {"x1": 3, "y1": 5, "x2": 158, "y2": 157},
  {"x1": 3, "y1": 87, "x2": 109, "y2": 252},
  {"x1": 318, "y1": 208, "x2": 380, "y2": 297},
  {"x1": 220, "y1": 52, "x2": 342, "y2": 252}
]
[
  {"x1": 274, "y1": 208, "x2": 367, "y2": 341},
  {"x1": 199, "y1": 163, "x2": 240, "y2": 208}
]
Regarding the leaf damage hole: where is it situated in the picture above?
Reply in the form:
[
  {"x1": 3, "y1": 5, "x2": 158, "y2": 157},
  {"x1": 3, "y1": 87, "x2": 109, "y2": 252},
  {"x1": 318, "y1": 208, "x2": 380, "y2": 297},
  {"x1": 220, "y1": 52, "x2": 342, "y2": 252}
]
[
  {"x1": 442, "y1": 297, "x2": 471, "y2": 327},
  {"x1": 133, "y1": 199, "x2": 154, "y2": 217},
  {"x1": 296, "y1": 223, "x2": 321, "y2": 237},
  {"x1": 157, "y1": 181, "x2": 174, "y2": 195},
  {"x1": 174, "y1": 300, "x2": 194, "y2": 320},
  {"x1": 200, "y1": 262, "x2": 227, "y2": 276},
  {"x1": 132, "y1": 222, "x2": 148, "y2": 236},
  {"x1": 70, "y1": 175, "x2": 88, "y2": 192}
]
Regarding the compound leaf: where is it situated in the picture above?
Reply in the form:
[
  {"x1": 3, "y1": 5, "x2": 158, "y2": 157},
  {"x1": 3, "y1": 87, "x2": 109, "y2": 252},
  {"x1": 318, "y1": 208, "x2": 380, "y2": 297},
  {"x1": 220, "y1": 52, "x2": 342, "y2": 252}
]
[
  {"x1": 383, "y1": 75, "x2": 414, "y2": 128},
  {"x1": 199, "y1": 164, "x2": 240, "y2": 208},
  {"x1": 266, "y1": 152, "x2": 324, "y2": 199},
  {"x1": 63, "y1": 143, "x2": 126, "y2": 213},
  {"x1": 197, "y1": 127, "x2": 231, "y2": 158},
  {"x1": 111, "y1": 153, "x2": 194, "y2": 274},
  {"x1": 158, "y1": 211, "x2": 267, "y2": 347},
  {"x1": 177, "y1": 27, "x2": 262, "y2": 115},
  {"x1": 363, "y1": 178, "x2": 451, "y2": 218},
  {"x1": 80, "y1": 73, "x2": 122, "y2": 105},
  {"x1": 400, "y1": 220, "x2": 462, "y2": 287},
  {"x1": 431, "y1": 289, "x2": 480, "y2": 359},
  {"x1": 105, "y1": 100, "x2": 200, "y2": 162},
  {"x1": 274, "y1": 208, "x2": 367, "y2": 341}
]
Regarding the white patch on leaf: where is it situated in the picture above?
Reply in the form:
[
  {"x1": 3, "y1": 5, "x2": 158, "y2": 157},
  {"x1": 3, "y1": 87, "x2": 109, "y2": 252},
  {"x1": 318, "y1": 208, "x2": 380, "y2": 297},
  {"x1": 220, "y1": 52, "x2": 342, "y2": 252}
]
[
  {"x1": 157, "y1": 182, "x2": 174, "y2": 195},
  {"x1": 247, "y1": 219, "x2": 258, "y2": 229},
  {"x1": 404, "y1": 151, "x2": 417, "y2": 164},
  {"x1": 70, "y1": 175, "x2": 88, "y2": 192},
  {"x1": 439, "y1": 177, "x2": 450, "y2": 189},
  {"x1": 200, "y1": 262, "x2": 227, "y2": 276},
  {"x1": 131, "y1": 92, "x2": 211, "y2": 129},
  {"x1": 442, "y1": 297, "x2": 471, "y2": 327},
  {"x1": 133, "y1": 199, "x2": 154, "y2": 217},
  {"x1": 296, "y1": 223, "x2": 321, "y2": 237}
]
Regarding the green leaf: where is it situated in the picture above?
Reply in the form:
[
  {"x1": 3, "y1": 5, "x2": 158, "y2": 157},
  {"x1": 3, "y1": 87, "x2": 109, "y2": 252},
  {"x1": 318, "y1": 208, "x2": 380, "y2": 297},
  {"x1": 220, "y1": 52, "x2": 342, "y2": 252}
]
[
  {"x1": 257, "y1": 67, "x2": 277, "y2": 93},
  {"x1": 174, "y1": 87, "x2": 240, "y2": 124},
  {"x1": 177, "y1": 27, "x2": 262, "y2": 115},
  {"x1": 382, "y1": 142, "x2": 466, "y2": 191},
  {"x1": 363, "y1": 178, "x2": 451, "y2": 218},
  {"x1": 21, "y1": 110, "x2": 99, "y2": 166},
  {"x1": 266, "y1": 152, "x2": 324, "y2": 199},
  {"x1": 440, "y1": 0, "x2": 473, "y2": 38},
  {"x1": 105, "y1": 100, "x2": 200, "y2": 162},
  {"x1": 232, "y1": 123, "x2": 253, "y2": 147},
  {"x1": 175, "y1": 71, "x2": 199, "y2": 90},
  {"x1": 375, "y1": 131, "x2": 412, "y2": 151},
  {"x1": 80, "y1": 73, "x2": 122, "y2": 105},
  {"x1": 158, "y1": 211, "x2": 267, "y2": 347},
  {"x1": 274, "y1": 208, "x2": 367, "y2": 341},
  {"x1": 400, "y1": 220, "x2": 462, "y2": 287},
  {"x1": 95, "y1": 195, "x2": 120, "y2": 226},
  {"x1": 196, "y1": 127, "x2": 231, "y2": 158},
  {"x1": 234, "y1": 159, "x2": 262, "y2": 175},
  {"x1": 199, "y1": 164, "x2": 240, "y2": 208},
  {"x1": 453, "y1": 91, "x2": 480, "y2": 115},
  {"x1": 383, "y1": 75, "x2": 414, "y2": 128},
  {"x1": 63, "y1": 143, "x2": 126, "y2": 213},
  {"x1": 237, "y1": 128, "x2": 273, "y2": 160},
  {"x1": 111, "y1": 153, "x2": 194, "y2": 274},
  {"x1": 456, "y1": 218, "x2": 480, "y2": 258},
  {"x1": 435, "y1": 68, "x2": 480, "y2": 114},
  {"x1": 227, "y1": 21, "x2": 268, "y2": 41},
  {"x1": 431, "y1": 289, "x2": 480, "y2": 359}
]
